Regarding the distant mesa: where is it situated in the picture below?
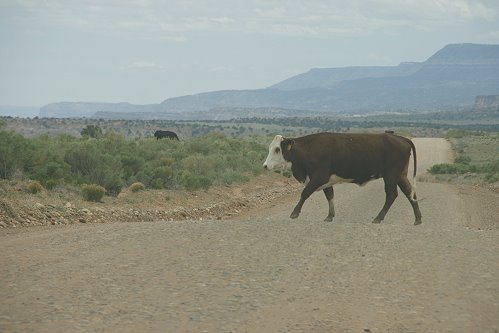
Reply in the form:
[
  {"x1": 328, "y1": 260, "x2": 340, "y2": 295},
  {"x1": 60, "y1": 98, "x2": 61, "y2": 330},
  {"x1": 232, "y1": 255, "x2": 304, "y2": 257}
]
[
  {"x1": 474, "y1": 95, "x2": 499, "y2": 111},
  {"x1": 40, "y1": 102, "x2": 160, "y2": 118},
  {"x1": 39, "y1": 43, "x2": 499, "y2": 119}
]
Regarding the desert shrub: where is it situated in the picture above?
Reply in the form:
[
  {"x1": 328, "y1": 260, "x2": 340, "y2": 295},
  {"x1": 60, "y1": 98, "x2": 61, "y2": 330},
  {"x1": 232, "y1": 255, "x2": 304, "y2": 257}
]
[
  {"x1": 154, "y1": 166, "x2": 174, "y2": 179},
  {"x1": 100, "y1": 173, "x2": 124, "y2": 196},
  {"x1": 3, "y1": 129, "x2": 269, "y2": 192},
  {"x1": 44, "y1": 179, "x2": 59, "y2": 190},
  {"x1": 64, "y1": 146, "x2": 99, "y2": 177},
  {"x1": 159, "y1": 157, "x2": 175, "y2": 166},
  {"x1": 150, "y1": 166, "x2": 174, "y2": 189},
  {"x1": 81, "y1": 125, "x2": 103, "y2": 139},
  {"x1": 480, "y1": 160, "x2": 499, "y2": 183},
  {"x1": 121, "y1": 154, "x2": 145, "y2": 179},
  {"x1": 64, "y1": 145, "x2": 124, "y2": 195},
  {"x1": 179, "y1": 171, "x2": 212, "y2": 191},
  {"x1": 133, "y1": 165, "x2": 174, "y2": 189},
  {"x1": 133, "y1": 166, "x2": 155, "y2": 188},
  {"x1": 81, "y1": 184, "x2": 106, "y2": 202},
  {"x1": 149, "y1": 178, "x2": 165, "y2": 189},
  {"x1": 446, "y1": 129, "x2": 484, "y2": 139},
  {"x1": 182, "y1": 154, "x2": 217, "y2": 176},
  {"x1": 219, "y1": 169, "x2": 249, "y2": 185},
  {"x1": 27, "y1": 180, "x2": 44, "y2": 194},
  {"x1": 0, "y1": 131, "x2": 31, "y2": 179},
  {"x1": 429, "y1": 163, "x2": 457, "y2": 174},
  {"x1": 186, "y1": 140, "x2": 211, "y2": 155},
  {"x1": 130, "y1": 182, "x2": 145, "y2": 192},
  {"x1": 454, "y1": 155, "x2": 471, "y2": 165},
  {"x1": 30, "y1": 160, "x2": 69, "y2": 187},
  {"x1": 479, "y1": 159, "x2": 499, "y2": 173},
  {"x1": 429, "y1": 155, "x2": 498, "y2": 183},
  {"x1": 485, "y1": 173, "x2": 499, "y2": 183},
  {"x1": 24, "y1": 135, "x2": 73, "y2": 187}
]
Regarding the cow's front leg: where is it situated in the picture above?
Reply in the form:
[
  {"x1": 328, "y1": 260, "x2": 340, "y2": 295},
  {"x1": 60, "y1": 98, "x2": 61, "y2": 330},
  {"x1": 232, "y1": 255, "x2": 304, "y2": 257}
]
[
  {"x1": 290, "y1": 177, "x2": 325, "y2": 219},
  {"x1": 323, "y1": 187, "x2": 335, "y2": 222}
]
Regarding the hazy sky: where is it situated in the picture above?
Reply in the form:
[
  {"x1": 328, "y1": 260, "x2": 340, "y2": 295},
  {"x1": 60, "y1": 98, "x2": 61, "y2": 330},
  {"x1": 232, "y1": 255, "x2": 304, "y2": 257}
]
[{"x1": 1, "y1": 0, "x2": 499, "y2": 107}]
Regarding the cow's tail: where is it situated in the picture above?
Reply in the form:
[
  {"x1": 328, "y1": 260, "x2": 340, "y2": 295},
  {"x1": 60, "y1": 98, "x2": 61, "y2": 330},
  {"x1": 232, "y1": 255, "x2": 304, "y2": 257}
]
[
  {"x1": 407, "y1": 138, "x2": 417, "y2": 179},
  {"x1": 400, "y1": 136, "x2": 418, "y2": 202},
  {"x1": 408, "y1": 138, "x2": 418, "y2": 202}
]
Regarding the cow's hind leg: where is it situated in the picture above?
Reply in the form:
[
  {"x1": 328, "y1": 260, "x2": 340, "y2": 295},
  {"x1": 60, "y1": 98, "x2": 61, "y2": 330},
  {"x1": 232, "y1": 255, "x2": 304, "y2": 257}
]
[
  {"x1": 323, "y1": 187, "x2": 335, "y2": 222},
  {"x1": 373, "y1": 180, "x2": 398, "y2": 223},
  {"x1": 398, "y1": 177, "x2": 422, "y2": 225}
]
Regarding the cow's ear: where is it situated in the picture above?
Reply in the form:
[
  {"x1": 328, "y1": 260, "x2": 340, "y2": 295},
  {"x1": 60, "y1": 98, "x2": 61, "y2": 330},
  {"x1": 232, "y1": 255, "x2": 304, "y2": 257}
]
[{"x1": 282, "y1": 138, "x2": 294, "y2": 151}]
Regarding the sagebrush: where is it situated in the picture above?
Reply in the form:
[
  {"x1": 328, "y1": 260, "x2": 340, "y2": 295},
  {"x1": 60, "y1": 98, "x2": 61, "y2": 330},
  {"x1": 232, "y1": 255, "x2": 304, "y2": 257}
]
[{"x1": 0, "y1": 130, "x2": 268, "y2": 193}]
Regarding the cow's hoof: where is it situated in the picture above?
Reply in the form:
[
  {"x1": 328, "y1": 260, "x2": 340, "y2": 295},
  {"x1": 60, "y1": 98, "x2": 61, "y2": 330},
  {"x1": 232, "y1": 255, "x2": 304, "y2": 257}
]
[
  {"x1": 324, "y1": 216, "x2": 333, "y2": 222},
  {"x1": 290, "y1": 212, "x2": 299, "y2": 219},
  {"x1": 414, "y1": 218, "x2": 422, "y2": 225},
  {"x1": 372, "y1": 218, "x2": 382, "y2": 224}
]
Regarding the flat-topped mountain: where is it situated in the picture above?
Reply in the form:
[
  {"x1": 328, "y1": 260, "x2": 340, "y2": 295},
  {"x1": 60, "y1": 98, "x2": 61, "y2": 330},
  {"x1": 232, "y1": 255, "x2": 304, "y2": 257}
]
[{"x1": 40, "y1": 43, "x2": 499, "y2": 118}]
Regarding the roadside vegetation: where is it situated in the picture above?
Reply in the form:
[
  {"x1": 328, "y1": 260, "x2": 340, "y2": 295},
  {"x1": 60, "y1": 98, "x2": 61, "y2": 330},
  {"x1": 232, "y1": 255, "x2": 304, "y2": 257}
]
[
  {"x1": 0, "y1": 125, "x2": 268, "y2": 198},
  {"x1": 428, "y1": 130, "x2": 499, "y2": 184}
]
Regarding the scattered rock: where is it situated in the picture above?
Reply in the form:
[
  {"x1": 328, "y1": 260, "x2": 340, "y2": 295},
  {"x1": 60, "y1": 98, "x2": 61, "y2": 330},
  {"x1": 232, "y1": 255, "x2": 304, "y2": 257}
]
[{"x1": 0, "y1": 175, "x2": 301, "y2": 228}]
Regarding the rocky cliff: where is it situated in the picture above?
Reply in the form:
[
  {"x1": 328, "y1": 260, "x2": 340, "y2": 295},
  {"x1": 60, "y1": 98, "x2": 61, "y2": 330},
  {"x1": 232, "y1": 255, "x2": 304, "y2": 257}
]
[{"x1": 474, "y1": 95, "x2": 499, "y2": 111}]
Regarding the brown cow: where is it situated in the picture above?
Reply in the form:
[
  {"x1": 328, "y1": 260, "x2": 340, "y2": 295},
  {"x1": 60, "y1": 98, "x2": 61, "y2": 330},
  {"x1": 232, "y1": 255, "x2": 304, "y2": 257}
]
[{"x1": 263, "y1": 132, "x2": 422, "y2": 225}]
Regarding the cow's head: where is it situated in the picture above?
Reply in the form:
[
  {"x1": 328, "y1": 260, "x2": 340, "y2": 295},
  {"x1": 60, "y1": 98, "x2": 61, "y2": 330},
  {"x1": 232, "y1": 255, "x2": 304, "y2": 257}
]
[{"x1": 263, "y1": 135, "x2": 293, "y2": 170}]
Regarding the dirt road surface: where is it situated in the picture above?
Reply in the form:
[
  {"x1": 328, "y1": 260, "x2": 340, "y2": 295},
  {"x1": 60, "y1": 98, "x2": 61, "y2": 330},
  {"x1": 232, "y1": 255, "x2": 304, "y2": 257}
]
[{"x1": 1, "y1": 138, "x2": 498, "y2": 333}]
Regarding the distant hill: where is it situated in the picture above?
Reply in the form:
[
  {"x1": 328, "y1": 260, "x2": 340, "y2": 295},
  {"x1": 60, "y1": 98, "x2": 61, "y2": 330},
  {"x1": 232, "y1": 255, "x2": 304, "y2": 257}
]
[
  {"x1": 269, "y1": 62, "x2": 423, "y2": 91},
  {"x1": 40, "y1": 102, "x2": 158, "y2": 118},
  {"x1": 40, "y1": 43, "x2": 499, "y2": 118}
]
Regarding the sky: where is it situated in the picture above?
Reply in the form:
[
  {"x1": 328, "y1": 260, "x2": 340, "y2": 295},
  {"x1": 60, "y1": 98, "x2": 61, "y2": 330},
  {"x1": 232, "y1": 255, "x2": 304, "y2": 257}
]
[{"x1": 1, "y1": 0, "x2": 499, "y2": 107}]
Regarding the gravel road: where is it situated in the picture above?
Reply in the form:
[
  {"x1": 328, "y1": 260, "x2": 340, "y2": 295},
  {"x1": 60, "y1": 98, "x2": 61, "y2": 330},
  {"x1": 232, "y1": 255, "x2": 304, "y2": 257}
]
[{"x1": 1, "y1": 138, "x2": 498, "y2": 333}]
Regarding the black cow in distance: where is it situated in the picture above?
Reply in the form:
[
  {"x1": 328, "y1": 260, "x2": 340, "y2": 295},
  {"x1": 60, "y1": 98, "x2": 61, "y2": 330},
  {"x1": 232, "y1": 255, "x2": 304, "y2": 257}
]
[{"x1": 154, "y1": 130, "x2": 179, "y2": 141}]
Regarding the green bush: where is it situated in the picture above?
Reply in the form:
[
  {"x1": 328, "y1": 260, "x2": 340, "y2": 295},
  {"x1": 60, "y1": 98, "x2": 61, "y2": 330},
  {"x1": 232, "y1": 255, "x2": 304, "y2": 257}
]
[
  {"x1": 182, "y1": 154, "x2": 217, "y2": 176},
  {"x1": 27, "y1": 180, "x2": 44, "y2": 194},
  {"x1": 429, "y1": 155, "x2": 498, "y2": 183},
  {"x1": 219, "y1": 169, "x2": 249, "y2": 185},
  {"x1": 446, "y1": 129, "x2": 485, "y2": 139},
  {"x1": 44, "y1": 179, "x2": 59, "y2": 190},
  {"x1": 1, "y1": 130, "x2": 269, "y2": 192},
  {"x1": 130, "y1": 182, "x2": 145, "y2": 192},
  {"x1": 454, "y1": 155, "x2": 471, "y2": 165},
  {"x1": 0, "y1": 131, "x2": 31, "y2": 179},
  {"x1": 159, "y1": 157, "x2": 175, "y2": 166},
  {"x1": 485, "y1": 173, "x2": 499, "y2": 183},
  {"x1": 64, "y1": 146, "x2": 99, "y2": 178},
  {"x1": 179, "y1": 172, "x2": 212, "y2": 191},
  {"x1": 429, "y1": 162, "x2": 475, "y2": 174},
  {"x1": 64, "y1": 145, "x2": 124, "y2": 195},
  {"x1": 81, "y1": 125, "x2": 103, "y2": 139},
  {"x1": 150, "y1": 178, "x2": 166, "y2": 190},
  {"x1": 121, "y1": 154, "x2": 145, "y2": 179},
  {"x1": 81, "y1": 184, "x2": 106, "y2": 202}
]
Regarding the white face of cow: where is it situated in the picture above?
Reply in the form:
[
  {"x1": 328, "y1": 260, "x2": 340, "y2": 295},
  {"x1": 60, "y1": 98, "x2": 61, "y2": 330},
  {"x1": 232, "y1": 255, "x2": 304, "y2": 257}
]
[{"x1": 263, "y1": 135, "x2": 292, "y2": 170}]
